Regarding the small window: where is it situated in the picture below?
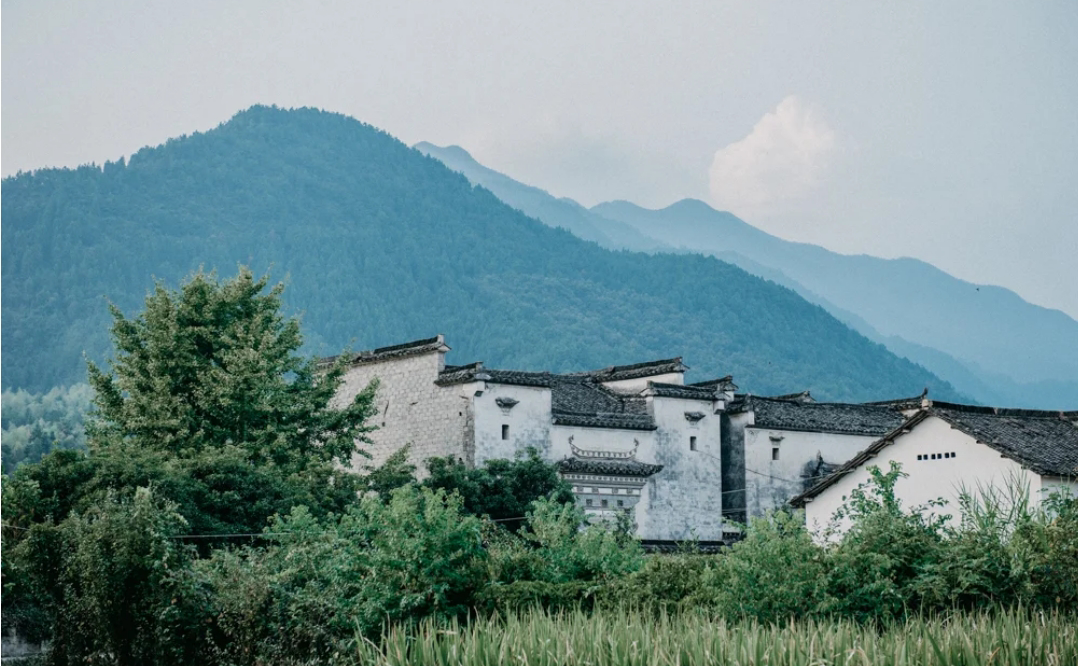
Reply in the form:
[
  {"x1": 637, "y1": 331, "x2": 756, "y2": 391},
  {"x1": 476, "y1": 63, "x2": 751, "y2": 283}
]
[
  {"x1": 772, "y1": 447, "x2": 780, "y2": 461},
  {"x1": 617, "y1": 500, "x2": 625, "y2": 508},
  {"x1": 501, "y1": 424, "x2": 509, "y2": 440},
  {"x1": 586, "y1": 499, "x2": 593, "y2": 507},
  {"x1": 601, "y1": 499, "x2": 609, "y2": 508},
  {"x1": 950, "y1": 452, "x2": 956, "y2": 458},
  {"x1": 690, "y1": 436, "x2": 698, "y2": 451},
  {"x1": 917, "y1": 455, "x2": 923, "y2": 461}
]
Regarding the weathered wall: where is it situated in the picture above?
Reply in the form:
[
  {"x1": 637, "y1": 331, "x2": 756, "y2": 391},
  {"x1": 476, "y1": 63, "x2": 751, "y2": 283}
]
[
  {"x1": 744, "y1": 427, "x2": 876, "y2": 519},
  {"x1": 332, "y1": 351, "x2": 471, "y2": 474},
  {"x1": 803, "y1": 416, "x2": 1036, "y2": 534},
  {"x1": 720, "y1": 410, "x2": 751, "y2": 524},
  {"x1": 472, "y1": 383, "x2": 554, "y2": 464},
  {"x1": 637, "y1": 396, "x2": 725, "y2": 541}
]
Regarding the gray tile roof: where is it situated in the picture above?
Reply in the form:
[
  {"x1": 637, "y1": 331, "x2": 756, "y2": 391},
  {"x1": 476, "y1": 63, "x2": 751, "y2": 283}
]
[
  {"x1": 557, "y1": 457, "x2": 664, "y2": 477},
  {"x1": 587, "y1": 358, "x2": 688, "y2": 383},
  {"x1": 791, "y1": 402, "x2": 1079, "y2": 507},
  {"x1": 931, "y1": 402, "x2": 1078, "y2": 477},
  {"x1": 436, "y1": 362, "x2": 657, "y2": 430},
  {"x1": 744, "y1": 396, "x2": 907, "y2": 436},
  {"x1": 320, "y1": 335, "x2": 450, "y2": 368},
  {"x1": 645, "y1": 382, "x2": 718, "y2": 402},
  {"x1": 689, "y1": 375, "x2": 739, "y2": 392}
]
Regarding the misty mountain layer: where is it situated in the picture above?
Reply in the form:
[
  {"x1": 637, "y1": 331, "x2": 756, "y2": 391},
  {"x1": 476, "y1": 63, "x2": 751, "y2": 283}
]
[
  {"x1": 2, "y1": 106, "x2": 960, "y2": 403},
  {"x1": 417, "y1": 143, "x2": 1075, "y2": 410}
]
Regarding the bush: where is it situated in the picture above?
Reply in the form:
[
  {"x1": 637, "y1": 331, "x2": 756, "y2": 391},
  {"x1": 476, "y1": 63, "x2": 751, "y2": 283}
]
[
  {"x1": 701, "y1": 509, "x2": 826, "y2": 622},
  {"x1": 194, "y1": 485, "x2": 489, "y2": 664},
  {"x1": 3, "y1": 487, "x2": 202, "y2": 666}
]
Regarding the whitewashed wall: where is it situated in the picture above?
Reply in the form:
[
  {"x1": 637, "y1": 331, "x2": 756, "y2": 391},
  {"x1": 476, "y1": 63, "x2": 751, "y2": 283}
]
[
  {"x1": 636, "y1": 396, "x2": 725, "y2": 541},
  {"x1": 803, "y1": 416, "x2": 1036, "y2": 534},
  {"x1": 744, "y1": 427, "x2": 877, "y2": 518},
  {"x1": 472, "y1": 383, "x2": 553, "y2": 464}
]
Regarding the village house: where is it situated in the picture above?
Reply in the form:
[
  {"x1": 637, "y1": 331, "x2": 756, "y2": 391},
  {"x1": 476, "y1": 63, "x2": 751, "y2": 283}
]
[
  {"x1": 790, "y1": 400, "x2": 1079, "y2": 533},
  {"x1": 719, "y1": 393, "x2": 920, "y2": 523},
  {"x1": 328, "y1": 335, "x2": 739, "y2": 543},
  {"x1": 328, "y1": 335, "x2": 1078, "y2": 544}
]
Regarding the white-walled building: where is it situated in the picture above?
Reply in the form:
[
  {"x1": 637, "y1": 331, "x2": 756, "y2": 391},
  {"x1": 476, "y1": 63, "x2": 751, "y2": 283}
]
[
  {"x1": 791, "y1": 401, "x2": 1078, "y2": 533},
  {"x1": 719, "y1": 394, "x2": 917, "y2": 522},
  {"x1": 328, "y1": 335, "x2": 738, "y2": 543}
]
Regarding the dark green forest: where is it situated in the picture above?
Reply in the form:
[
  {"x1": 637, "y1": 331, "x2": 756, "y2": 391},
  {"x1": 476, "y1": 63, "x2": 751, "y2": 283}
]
[{"x1": 1, "y1": 105, "x2": 960, "y2": 401}]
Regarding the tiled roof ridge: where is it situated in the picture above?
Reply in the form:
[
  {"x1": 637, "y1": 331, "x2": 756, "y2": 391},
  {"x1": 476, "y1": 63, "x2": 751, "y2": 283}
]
[
  {"x1": 645, "y1": 381, "x2": 718, "y2": 402},
  {"x1": 688, "y1": 375, "x2": 733, "y2": 386},
  {"x1": 929, "y1": 400, "x2": 1078, "y2": 420},
  {"x1": 319, "y1": 334, "x2": 448, "y2": 367},
  {"x1": 589, "y1": 357, "x2": 688, "y2": 381}
]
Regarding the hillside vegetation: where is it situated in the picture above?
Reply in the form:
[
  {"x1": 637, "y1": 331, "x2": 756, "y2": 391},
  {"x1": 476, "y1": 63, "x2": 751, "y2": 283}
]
[{"x1": 1, "y1": 105, "x2": 960, "y2": 402}]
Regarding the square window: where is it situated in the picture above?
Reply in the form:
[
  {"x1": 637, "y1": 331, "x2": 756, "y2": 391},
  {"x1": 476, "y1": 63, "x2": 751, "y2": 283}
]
[
  {"x1": 772, "y1": 447, "x2": 780, "y2": 461},
  {"x1": 617, "y1": 500, "x2": 624, "y2": 507},
  {"x1": 501, "y1": 424, "x2": 509, "y2": 440},
  {"x1": 690, "y1": 436, "x2": 698, "y2": 451},
  {"x1": 917, "y1": 455, "x2": 923, "y2": 461},
  {"x1": 951, "y1": 452, "x2": 956, "y2": 458},
  {"x1": 586, "y1": 499, "x2": 593, "y2": 507},
  {"x1": 601, "y1": 499, "x2": 609, "y2": 508}
]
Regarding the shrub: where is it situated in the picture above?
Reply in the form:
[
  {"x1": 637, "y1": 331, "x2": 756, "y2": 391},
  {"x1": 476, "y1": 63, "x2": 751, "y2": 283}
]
[{"x1": 701, "y1": 509, "x2": 826, "y2": 622}]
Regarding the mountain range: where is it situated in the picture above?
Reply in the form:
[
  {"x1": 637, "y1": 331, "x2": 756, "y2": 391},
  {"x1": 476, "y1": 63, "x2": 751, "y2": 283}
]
[
  {"x1": 2, "y1": 105, "x2": 960, "y2": 404},
  {"x1": 416, "y1": 143, "x2": 1077, "y2": 409}
]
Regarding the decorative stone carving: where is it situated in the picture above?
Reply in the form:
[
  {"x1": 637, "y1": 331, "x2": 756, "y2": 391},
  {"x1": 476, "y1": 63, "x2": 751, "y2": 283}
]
[
  {"x1": 684, "y1": 411, "x2": 706, "y2": 422},
  {"x1": 495, "y1": 397, "x2": 519, "y2": 409}
]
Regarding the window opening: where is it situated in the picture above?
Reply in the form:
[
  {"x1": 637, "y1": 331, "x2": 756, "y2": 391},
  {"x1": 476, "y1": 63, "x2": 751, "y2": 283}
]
[
  {"x1": 501, "y1": 424, "x2": 509, "y2": 440},
  {"x1": 772, "y1": 447, "x2": 780, "y2": 461},
  {"x1": 690, "y1": 436, "x2": 698, "y2": 451}
]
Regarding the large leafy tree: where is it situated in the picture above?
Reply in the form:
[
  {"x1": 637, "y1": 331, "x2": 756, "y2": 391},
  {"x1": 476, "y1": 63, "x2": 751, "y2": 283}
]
[{"x1": 5, "y1": 267, "x2": 377, "y2": 535}]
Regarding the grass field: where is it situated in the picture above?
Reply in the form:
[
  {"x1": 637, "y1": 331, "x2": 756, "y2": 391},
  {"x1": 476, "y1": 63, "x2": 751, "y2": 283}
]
[{"x1": 356, "y1": 608, "x2": 1077, "y2": 666}]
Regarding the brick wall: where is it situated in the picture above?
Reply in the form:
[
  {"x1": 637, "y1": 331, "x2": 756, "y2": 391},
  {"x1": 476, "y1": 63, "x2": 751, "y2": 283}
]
[{"x1": 332, "y1": 350, "x2": 471, "y2": 475}]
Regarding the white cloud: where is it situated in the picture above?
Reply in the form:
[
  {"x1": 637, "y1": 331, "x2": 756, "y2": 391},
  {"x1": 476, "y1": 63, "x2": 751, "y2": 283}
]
[{"x1": 709, "y1": 96, "x2": 836, "y2": 217}]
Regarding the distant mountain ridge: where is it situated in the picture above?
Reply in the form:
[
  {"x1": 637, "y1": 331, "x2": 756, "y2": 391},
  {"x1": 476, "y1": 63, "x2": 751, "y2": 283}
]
[
  {"x1": 418, "y1": 143, "x2": 1076, "y2": 409},
  {"x1": 1, "y1": 105, "x2": 959, "y2": 404}
]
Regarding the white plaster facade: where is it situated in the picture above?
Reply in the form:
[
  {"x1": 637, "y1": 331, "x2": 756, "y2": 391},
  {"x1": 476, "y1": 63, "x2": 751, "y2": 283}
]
[
  {"x1": 799, "y1": 411, "x2": 1079, "y2": 535},
  {"x1": 743, "y1": 426, "x2": 876, "y2": 519},
  {"x1": 330, "y1": 336, "x2": 732, "y2": 541}
]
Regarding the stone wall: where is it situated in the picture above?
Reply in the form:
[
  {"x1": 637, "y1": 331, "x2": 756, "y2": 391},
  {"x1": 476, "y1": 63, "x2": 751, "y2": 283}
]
[{"x1": 332, "y1": 350, "x2": 471, "y2": 474}]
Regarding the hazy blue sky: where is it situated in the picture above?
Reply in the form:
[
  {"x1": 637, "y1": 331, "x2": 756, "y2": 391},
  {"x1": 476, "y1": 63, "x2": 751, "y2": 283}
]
[{"x1": 4, "y1": 1, "x2": 1076, "y2": 315}]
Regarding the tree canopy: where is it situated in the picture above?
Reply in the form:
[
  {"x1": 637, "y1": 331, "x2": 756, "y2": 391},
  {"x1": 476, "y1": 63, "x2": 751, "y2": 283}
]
[{"x1": 4, "y1": 268, "x2": 377, "y2": 536}]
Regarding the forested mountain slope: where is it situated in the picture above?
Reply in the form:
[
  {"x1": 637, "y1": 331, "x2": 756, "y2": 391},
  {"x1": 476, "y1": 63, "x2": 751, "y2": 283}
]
[
  {"x1": 413, "y1": 142, "x2": 665, "y2": 253},
  {"x1": 2, "y1": 105, "x2": 960, "y2": 402}
]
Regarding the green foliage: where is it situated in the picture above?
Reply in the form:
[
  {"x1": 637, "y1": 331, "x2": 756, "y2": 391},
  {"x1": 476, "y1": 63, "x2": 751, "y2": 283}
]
[
  {"x1": 194, "y1": 486, "x2": 488, "y2": 663},
  {"x1": 357, "y1": 607, "x2": 1078, "y2": 666},
  {"x1": 361, "y1": 445, "x2": 417, "y2": 502},
  {"x1": 422, "y1": 448, "x2": 574, "y2": 530},
  {"x1": 488, "y1": 498, "x2": 643, "y2": 586},
  {"x1": 3, "y1": 267, "x2": 379, "y2": 537},
  {"x1": 2, "y1": 104, "x2": 959, "y2": 402},
  {"x1": 701, "y1": 510, "x2": 826, "y2": 622},
  {"x1": 1, "y1": 384, "x2": 92, "y2": 474},
  {"x1": 600, "y1": 553, "x2": 713, "y2": 614},
  {"x1": 4, "y1": 487, "x2": 202, "y2": 666}
]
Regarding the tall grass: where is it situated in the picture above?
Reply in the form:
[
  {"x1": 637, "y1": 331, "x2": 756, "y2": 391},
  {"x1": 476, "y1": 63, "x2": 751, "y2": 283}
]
[{"x1": 357, "y1": 607, "x2": 1076, "y2": 666}]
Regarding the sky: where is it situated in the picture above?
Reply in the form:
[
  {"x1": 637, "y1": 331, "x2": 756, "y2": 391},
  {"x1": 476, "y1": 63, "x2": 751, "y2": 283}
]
[{"x1": 3, "y1": 1, "x2": 1077, "y2": 316}]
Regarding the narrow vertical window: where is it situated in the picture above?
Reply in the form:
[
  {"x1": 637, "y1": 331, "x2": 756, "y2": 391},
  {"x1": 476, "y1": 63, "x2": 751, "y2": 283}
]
[
  {"x1": 501, "y1": 424, "x2": 509, "y2": 440},
  {"x1": 690, "y1": 436, "x2": 698, "y2": 451},
  {"x1": 772, "y1": 447, "x2": 780, "y2": 461}
]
